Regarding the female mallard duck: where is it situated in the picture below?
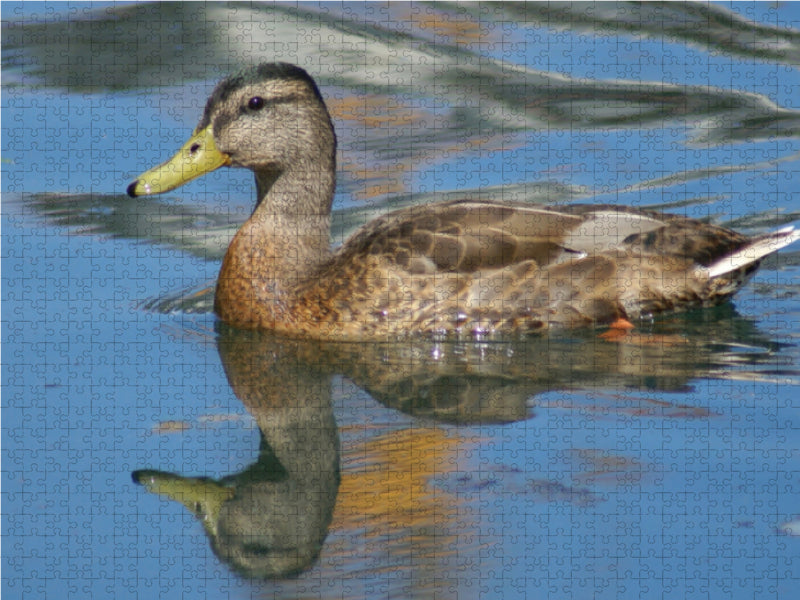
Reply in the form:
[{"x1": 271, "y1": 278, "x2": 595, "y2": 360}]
[{"x1": 128, "y1": 63, "x2": 798, "y2": 340}]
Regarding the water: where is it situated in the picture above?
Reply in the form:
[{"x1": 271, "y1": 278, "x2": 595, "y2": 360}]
[{"x1": 3, "y1": 2, "x2": 800, "y2": 598}]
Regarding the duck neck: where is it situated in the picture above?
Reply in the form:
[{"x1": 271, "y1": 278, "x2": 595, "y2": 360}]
[
  {"x1": 215, "y1": 161, "x2": 335, "y2": 329},
  {"x1": 250, "y1": 166, "x2": 334, "y2": 268}
]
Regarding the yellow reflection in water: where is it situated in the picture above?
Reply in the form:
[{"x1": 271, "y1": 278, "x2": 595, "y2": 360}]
[{"x1": 335, "y1": 427, "x2": 465, "y2": 535}]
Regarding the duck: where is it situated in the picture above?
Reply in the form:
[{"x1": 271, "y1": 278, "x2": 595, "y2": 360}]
[{"x1": 127, "y1": 63, "x2": 799, "y2": 340}]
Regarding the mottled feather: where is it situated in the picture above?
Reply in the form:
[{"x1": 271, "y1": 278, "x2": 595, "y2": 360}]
[{"x1": 127, "y1": 64, "x2": 799, "y2": 340}]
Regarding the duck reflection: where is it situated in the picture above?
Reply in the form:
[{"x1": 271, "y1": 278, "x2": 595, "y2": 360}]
[
  {"x1": 133, "y1": 306, "x2": 787, "y2": 579},
  {"x1": 336, "y1": 304, "x2": 786, "y2": 423},
  {"x1": 133, "y1": 327, "x2": 341, "y2": 578}
]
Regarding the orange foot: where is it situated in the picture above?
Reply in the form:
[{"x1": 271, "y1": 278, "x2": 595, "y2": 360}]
[{"x1": 599, "y1": 318, "x2": 635, "y2": 341}]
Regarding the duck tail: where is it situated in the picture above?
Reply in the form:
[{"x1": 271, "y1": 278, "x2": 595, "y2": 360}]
[{"x1": 705, "y1": 225, "x2": 800, "y2": 279}]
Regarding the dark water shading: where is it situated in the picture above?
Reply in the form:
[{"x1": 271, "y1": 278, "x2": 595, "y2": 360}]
[{"x1": 5, "y1": 1, "x2": 800, "y2": 150}]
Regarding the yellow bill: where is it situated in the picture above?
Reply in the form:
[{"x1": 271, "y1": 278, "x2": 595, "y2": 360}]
[
  {"x1": 127, "y1": 125, "x2": 231, "y2": 197},
  {"x1": 132, "y1": 469, "x2": 233, "y2": 536}
]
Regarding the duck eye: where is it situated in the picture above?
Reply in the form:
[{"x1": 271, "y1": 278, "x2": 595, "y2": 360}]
[{"x1": 247, "y1": 97, "x2": 265, "y2": 111}]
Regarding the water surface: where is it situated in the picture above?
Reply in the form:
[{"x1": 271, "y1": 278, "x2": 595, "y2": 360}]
[{"x1": 3, "y1": 2, "x2": 800, "y2": 598}]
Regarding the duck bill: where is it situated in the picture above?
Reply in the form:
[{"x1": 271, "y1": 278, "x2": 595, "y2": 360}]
[
  {"x1": 132, "y1": 469, "x2": 233, "y2": 536},
  {"x1": 127, "y1": 125, "x2": 231, "y2": 197}
]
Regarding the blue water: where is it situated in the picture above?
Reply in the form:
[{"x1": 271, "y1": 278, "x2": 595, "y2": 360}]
[{"x1": 3, "y1": 2, "x2": 800, "y2": 599}]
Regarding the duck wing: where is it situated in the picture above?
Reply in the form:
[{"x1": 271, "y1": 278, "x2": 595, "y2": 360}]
[
  {"x1": 339, "y1": 199, "x2": 676, "y2": 274},
  {"x1": 308, "y1": 200, "x2": 793, "y2": 335}
]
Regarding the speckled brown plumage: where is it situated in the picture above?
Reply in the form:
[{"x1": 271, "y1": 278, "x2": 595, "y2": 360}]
[{"x1": 128, "y1": 63, "x2": 799, "y2": 340}]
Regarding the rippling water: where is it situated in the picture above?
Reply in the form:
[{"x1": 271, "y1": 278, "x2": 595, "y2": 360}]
[{"x1": 3, "y1": 2, "x2": 800, "y2": 598}]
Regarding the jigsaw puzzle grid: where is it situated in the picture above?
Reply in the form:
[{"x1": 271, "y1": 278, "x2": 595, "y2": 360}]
[{"x1": 3, "y1": 2, "x2": 800, "y2": 599}]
